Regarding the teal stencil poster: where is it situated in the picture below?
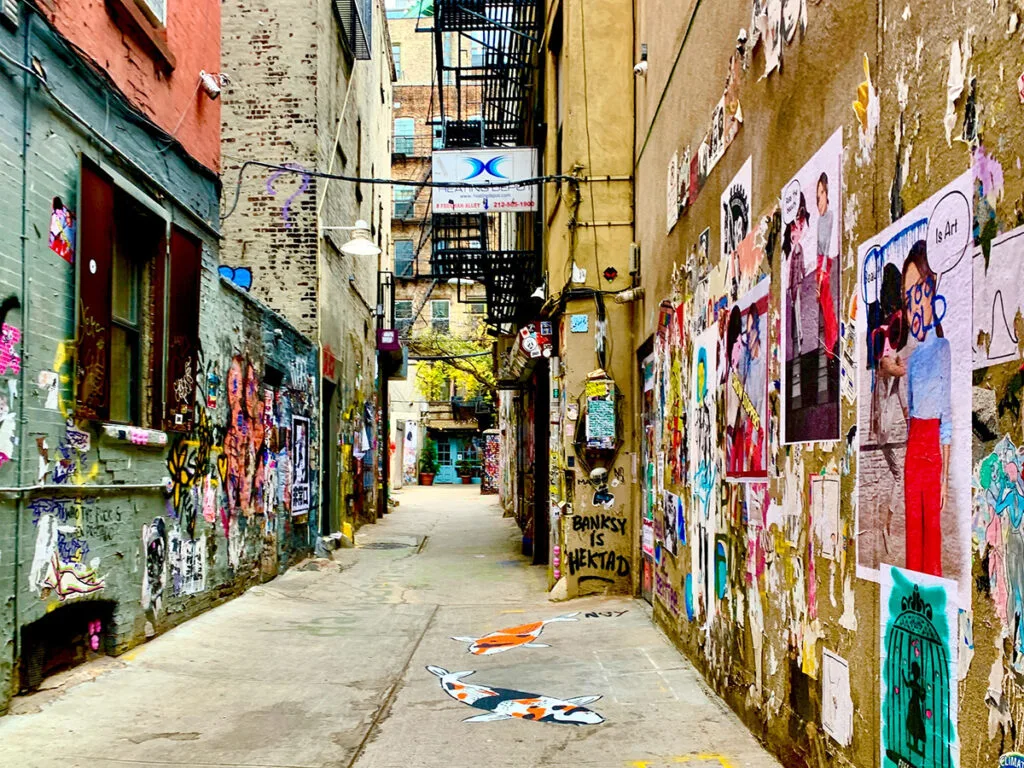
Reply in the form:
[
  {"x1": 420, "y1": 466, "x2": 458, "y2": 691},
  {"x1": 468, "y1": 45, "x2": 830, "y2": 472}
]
[{"x1": 880, "y1": 565, "x2": 959, "y2": 768}]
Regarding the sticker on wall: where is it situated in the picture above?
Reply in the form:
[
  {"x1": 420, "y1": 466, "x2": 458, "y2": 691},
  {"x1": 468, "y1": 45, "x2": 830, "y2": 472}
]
[
  {"x1": 973, "y1": 436, "x2": 1024, "y2": 673},
  {"x1": 972, "y1": 225, "x2": 1024, "y2": 369},
  {"x1": 49, "y1": 197, "x2": 76, "y2": 264},
  {"x1": 811, "y1": 473, "x2": 841, "y2": 560},
  {"x1": 37, "y1": 370, "x2": 59, "y2": 410},
  {"x1": 570, "y1": 314, "x2": 589, "y2": 333},
  {"x1": 880, "y1": 565, "x2": 959, "y2": 768},
  {"x1": 721, "y1": 156, "x2": 753, "y2": 261},
  {"x1": 426, "y1": 666, "x2": 604, "y2": 725},
  {"x1": 822, "y1": 649, "x2": 853, "y2": 747},
  {"x1": 667, "y1": 151, "x2": 680, "y2": 233},
  {"x1": 782, "y1": 129, "x2": 842, "y2": 444},
  {"x1": 602, "y1": 266, "x2": 618, "y2": 282},
  {"x1": 724, "y1": 278, "x2": 770, "y2": 481},
  {"x1": 1000, "y1": 753, "x2": 1024, "y2": 768},
  {"x1": 856, "y1": 171, "x2": 973, "y2": 608},
  {"x1": 451, "y1": 613, "x2": 579, "y2": 655}
]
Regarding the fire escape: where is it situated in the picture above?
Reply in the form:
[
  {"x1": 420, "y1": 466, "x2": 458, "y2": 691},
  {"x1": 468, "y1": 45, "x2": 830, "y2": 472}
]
[{"x1": 422, "y1": 0, "x2": 542, "y2": 328}]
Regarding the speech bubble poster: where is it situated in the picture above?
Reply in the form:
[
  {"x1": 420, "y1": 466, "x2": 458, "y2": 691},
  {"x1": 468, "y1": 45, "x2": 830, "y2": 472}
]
[{"x1": 855, "y1": 171, "x2": 973, "y2": 609}]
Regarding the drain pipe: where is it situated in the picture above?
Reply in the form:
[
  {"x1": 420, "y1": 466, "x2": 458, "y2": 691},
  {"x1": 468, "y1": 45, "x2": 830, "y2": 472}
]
[{"x1": 11, "y1": 9, "x2": 33, "y2": 678}]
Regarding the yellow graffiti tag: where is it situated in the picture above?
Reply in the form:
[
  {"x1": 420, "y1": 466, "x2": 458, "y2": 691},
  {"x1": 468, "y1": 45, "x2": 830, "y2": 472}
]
[{"x1": 630, "y1": 756, "x2": 735, "y2": 768}]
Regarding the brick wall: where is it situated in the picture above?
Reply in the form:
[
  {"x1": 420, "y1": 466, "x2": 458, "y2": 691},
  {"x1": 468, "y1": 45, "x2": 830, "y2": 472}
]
[{"x1": 0, "y1": 9, "x2": 318, "y2": 712}]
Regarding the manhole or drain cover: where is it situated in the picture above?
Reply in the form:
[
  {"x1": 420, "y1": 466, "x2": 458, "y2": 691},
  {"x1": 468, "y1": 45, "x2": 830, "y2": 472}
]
[{"x1": 360, "y1": 541, "x2": 415, "y2": 550}]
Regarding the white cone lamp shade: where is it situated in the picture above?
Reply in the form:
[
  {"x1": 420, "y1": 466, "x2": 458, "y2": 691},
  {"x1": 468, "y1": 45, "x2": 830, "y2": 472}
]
[{"x1": 340, "y1": 220, "x2": 381, "y2": 257}]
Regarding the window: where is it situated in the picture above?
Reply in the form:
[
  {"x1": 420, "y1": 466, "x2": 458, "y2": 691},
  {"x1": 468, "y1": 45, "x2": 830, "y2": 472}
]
[
  {"x1": 469, "y1": 302, "x2": 485, "y2": 315},
  {"x1": 432, "y1": 120, "x2": 445, "y2": 150},
  {"x1": 436, "y1": 439, "x2": 451, "y2": 465},
  {"x1": 395, "y1": 240, "x2": 415, "y2": 276},
  {"x1": 470, "y1": 41, "x2": 484, "y2": 68},
  {"x1": 77, "y1": 159, "x2": 201, "y2": 430},
  {"x1": 431, "y1": 300, "x2": 450, "y2": 334},
  {"x1": 394, "y1": 187, "x2": 415, "y2": 218},
  {"x1": 395, "y1": 300, "x2": 413, "y2": 332},
  {"x1": 394, "y1": 117, "x2": 415, "y2": 155},
  {"x1": 334, "y1": 0, "x2": 372, "y2": 60},
  {"x1": 138, "y1": 0, "x2": 166, "y2": 24},
  {"x1": 392, "y1": 44, "x2": 402, "y2": 80},
  {"x1": 442, "y1": 37, "x2": 453, "y2": 85}
]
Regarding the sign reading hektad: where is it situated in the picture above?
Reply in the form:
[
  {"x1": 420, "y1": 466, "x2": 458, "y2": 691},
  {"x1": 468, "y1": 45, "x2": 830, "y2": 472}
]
[{"x1": 432, "y1": 148, "x2": 538, "y2": 214}]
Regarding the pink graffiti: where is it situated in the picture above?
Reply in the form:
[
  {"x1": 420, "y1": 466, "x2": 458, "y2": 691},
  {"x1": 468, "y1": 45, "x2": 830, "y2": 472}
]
[
  {"x1": 0, "y1": 324, "x2": 21, "y2": 375},
  {"x1": 973, "y1": 146, "x2": 1005, "y2": 203}
]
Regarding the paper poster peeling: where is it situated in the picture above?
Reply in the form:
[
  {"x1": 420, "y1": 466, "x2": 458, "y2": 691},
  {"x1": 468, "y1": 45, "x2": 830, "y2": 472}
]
[
  {"x1": 811, "y1": 473, "x2": 841, "y2": 560},
  {"x1": 722, "y1": 156, "x2": 753, "y2": 261},
  {"x1": 880, "y1": 566, "x2": 959, "y2": 768},
  {"x1": 822, "y1": 649, "x2": 853, "y2": 747},
  {"x1": 725, "y1": 278, "x2": 769, "y2": 481},
  {"x1": 943, "y1": 31, "x2": 972, "y2": 147},
  {"x1": 856, "y1": 171, "x2": 973, "y2": 609},
  {"x1": 972, "y1": 226, "x2": 1024, "y2": 369},
  {"x1": 667, "y1": 151, "x2": 680, "y2": 233},
  {"x1": 853, "y1": 54, "x2": 879, "y2": 163},
  {"x1": 782, "y1": 129, "x2": 843, "y2": 443}
]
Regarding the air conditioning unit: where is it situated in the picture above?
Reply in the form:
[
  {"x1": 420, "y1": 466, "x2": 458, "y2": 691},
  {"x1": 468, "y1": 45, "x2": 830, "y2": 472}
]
[{"x1": 2, "y1": 0, "x2": 19, "y2": 29}]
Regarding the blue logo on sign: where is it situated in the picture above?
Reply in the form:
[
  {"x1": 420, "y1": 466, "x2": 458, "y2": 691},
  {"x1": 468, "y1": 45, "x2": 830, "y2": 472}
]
[{"x1": 464, "y1": 156, "x2": 508, "y2": 180}]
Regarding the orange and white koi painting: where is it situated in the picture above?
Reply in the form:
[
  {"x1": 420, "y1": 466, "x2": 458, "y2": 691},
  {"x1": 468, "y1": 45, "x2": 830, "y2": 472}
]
[
  {"x1": 426, "y1": 666, "x2": 604, "y2": 725},
  {"x1": 450, "y1": 613, "x2": 579, "y2": 655}
]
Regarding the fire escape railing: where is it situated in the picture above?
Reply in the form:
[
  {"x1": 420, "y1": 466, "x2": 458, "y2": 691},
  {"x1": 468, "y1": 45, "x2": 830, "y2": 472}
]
[{"x1": 419, "y1": 0, "x2": 542, "y2": 328}]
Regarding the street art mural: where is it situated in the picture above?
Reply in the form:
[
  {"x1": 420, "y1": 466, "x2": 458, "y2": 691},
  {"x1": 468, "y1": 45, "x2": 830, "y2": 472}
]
[
  {"x1": 782, "y1": 129, "x2": 842, "y2": 444},
  {"x1": 724, "y1": 278, "x2": 769, "y2": 481},
  {"x1": 28, "y1": 498, "x2": 105, "y2": 602},
  {"x1": 721, "y1": 157, "x2": 753, "y2": 261},
  {"x1": 451, "y1": 613, "x2": 579, "y2": 655},
  {"x1": 426, "y1": 666, "x2": 604, "y2": 725},
  {"x1": 481, "y1": 430, "x2": 500, "y2": 494},
  {"x1": 856, "y1": 172, "x2": 973, "y2": 605},
  {"x1": 880, "y1": 566, "x2": 958, "y2": 768}
]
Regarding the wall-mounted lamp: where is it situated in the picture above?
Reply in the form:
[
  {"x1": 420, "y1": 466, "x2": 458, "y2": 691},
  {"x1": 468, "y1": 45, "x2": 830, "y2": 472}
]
[{"x1": 321, "y1": 219, "x2": 382, "y2": 257}]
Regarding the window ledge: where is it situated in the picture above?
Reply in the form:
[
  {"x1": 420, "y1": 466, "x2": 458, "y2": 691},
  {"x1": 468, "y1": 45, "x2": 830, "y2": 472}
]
[
  {"x1": 105, "y1": 0, "x2": 176, "y2": 72},
  {"x1": 102, "y1": 423, "x2": 168, "y2": 447}
]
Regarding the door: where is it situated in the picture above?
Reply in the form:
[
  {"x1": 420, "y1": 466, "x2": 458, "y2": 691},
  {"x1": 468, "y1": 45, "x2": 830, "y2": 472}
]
[
  {"x1": 436, "y1": 436, "x2": 458, "y2": 483},
  {"x1": 320, "y1": 380, "x2": 338, "y2": 536}
]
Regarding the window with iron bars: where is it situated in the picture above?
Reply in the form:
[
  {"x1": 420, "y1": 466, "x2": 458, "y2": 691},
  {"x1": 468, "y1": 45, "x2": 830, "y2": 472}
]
[
  {"x1": 395, "y1": 300, "x2": 413, "y2": 333},
  {"x1": 394, "y1": 187, "x2": 415, "y2": 219}
]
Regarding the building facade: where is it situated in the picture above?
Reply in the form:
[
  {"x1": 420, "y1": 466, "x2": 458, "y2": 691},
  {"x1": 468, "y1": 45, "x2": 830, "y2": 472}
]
[
  {"x1": 501, "y1": 0, "x2": 1024, "y2": 763},
  {"x1": 387, "y1": 3, "x2": 492, "y2": 488},
  {"x1": 1, "y1": 0, "x2": 319, "y2": 711},
  {"x1": 220, "y1": 0, "x2": 395, "y2": 538}
]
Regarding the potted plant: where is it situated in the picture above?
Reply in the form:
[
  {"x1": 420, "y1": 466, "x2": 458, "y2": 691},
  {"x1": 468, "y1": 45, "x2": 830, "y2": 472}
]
[
  {"x1": 418, "y1": 437, "x2": 439, "y2": 486},
  {"x1": 456, "y1": 458, "x2": 474, "y2": 484}
]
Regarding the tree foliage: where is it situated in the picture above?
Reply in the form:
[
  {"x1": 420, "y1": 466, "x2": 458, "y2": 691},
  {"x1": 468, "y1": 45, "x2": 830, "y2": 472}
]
[{"x1": 410, "y1": 330, "x2": 495, "y2": 403}]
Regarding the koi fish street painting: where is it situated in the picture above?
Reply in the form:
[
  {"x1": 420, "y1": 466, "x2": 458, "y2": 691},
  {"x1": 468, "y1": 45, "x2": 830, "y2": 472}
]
[
  {"x1": 426, "y1": 667, "x2": 605, "y2": 725},
  {"x1": 450, "y1": 613, "x2": 579, "y2": 655}
]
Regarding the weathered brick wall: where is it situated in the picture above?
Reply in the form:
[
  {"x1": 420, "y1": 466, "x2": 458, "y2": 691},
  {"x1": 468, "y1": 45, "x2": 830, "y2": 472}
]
[
  {"x1": 0, "y1": 9, "x2": 318, "y2": 713},
  {"x1": 36, "y1": 0, "x2": 222, "y2": 172},
  {"x1": 220, "y1": 0, "x2": 320, "y2": 338}
]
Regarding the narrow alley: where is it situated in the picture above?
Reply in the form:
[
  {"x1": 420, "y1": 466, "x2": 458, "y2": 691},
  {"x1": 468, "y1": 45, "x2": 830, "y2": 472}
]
[{"x1": 0, "y1": 487, "x2": 777, "y2": 768}]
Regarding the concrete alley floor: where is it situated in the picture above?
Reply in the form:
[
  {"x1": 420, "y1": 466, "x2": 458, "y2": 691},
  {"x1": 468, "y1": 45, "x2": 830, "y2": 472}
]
[{"x1": 0, "y1": 485, "x2": 780, "y2": 768}]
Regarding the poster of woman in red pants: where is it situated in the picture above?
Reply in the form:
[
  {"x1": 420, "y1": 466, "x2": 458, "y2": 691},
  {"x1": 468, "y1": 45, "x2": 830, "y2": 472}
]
[{"x1": 856, "y1": 171, "x2": 973, "y2": 608}]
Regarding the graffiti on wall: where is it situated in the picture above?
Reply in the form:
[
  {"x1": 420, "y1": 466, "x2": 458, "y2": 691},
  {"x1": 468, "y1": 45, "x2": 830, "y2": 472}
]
[
  {"x1": 142, "y1": 517, "x2": 167, "y2": 619},
  {"x1": 28, "y1": 499, "x2": 105, "y2": 602},
  {"x1": 426, "y1": 666, "x2": 604, "y2": 725},
  {"x1": 856, "y1": 171, "x2": 973, "y2": 606}
]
